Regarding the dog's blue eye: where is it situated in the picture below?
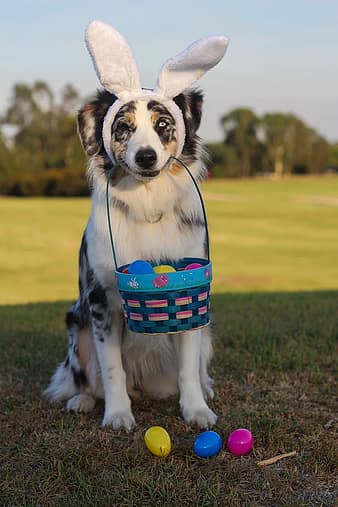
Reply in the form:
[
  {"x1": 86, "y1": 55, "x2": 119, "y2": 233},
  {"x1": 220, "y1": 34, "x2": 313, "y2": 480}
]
[{"x1": 158, "y1": 119, "x2": 168, "y2": 129}]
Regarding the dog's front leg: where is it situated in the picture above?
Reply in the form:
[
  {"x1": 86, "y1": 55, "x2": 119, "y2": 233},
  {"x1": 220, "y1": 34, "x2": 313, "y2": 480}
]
[
  {"x1": 175, "y1": 329, "x2": 217, "y2": 428},
  {"x1": 89, "y1": 288, "x2": 135, "y2": 431}
]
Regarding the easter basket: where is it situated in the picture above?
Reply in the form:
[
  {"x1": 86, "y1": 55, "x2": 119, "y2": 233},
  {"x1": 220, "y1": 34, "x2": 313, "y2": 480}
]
[{"x1": 106, "y1": 158, "x2": 212, "y2": 334}]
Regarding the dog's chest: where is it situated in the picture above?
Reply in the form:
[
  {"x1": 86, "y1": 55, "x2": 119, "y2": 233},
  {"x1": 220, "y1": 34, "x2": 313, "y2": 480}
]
[{"x1": 86, "y1": 199, "x2": 205, "y2": 289}]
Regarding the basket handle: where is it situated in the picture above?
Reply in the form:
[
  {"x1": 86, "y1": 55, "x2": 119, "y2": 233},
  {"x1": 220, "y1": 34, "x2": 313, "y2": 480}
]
[{"x1": 106, "y1": 156, "x2": 210, "y2": 270}]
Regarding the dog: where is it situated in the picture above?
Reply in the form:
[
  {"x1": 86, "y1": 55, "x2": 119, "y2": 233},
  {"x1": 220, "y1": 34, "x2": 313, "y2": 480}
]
[{"x1": 45, "y1": 21, "x2": 229, "y2": 431}]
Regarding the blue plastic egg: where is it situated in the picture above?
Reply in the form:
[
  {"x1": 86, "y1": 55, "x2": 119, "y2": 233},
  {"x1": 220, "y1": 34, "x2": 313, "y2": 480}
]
[
  {"x1": 193, "y1": 430, "x2": 223, "y2": 458},
  {"x1": 128, "y1": 260, "x2": 154, "y2": 275}
]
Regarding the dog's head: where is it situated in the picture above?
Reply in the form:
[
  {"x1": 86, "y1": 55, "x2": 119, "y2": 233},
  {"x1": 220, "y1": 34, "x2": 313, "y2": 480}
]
[
  {"x1": 78, "y1": 90, "x2": 203, "y2": 181},
  {"x1": 79, "y1": 20, "x2": 228, "y2": 182}
]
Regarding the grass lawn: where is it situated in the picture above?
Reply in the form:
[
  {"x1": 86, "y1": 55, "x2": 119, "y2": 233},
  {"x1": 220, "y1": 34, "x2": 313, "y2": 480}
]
[
  {"x1": 1, "y1": 175, "x2": 338, "y2": 303},
  {"x1": 1, "y1": 176, "x2": 337, "y2": 506}
]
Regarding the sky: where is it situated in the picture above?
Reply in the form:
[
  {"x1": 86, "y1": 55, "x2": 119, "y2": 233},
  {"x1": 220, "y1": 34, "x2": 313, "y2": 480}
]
[{"x1": 1, "y1": 0, "x2": 338, "y2": 142}]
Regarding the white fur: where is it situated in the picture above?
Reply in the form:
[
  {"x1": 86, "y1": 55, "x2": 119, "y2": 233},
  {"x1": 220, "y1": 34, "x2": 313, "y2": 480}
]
[
  {"x1": 45, "y1": 95, "x2": 216, "y2": 430},
  {"x1": 46, "y1": 18, "x2": 226, "y2": 428},
  {"x1": 46, "y1": 156, "x2": 216, "y2": 429},
  {"x1": 83, "y1": 146, "x2": 216, "y2": 429},
  {"x1": 125, "y1": 101, "x2": 172, "y2": 174},
  {"x1": 88, "y1": 160, "x2": 206, "y2": 280}
]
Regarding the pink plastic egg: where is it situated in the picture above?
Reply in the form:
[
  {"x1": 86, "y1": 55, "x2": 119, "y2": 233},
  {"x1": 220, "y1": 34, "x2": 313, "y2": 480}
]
[
  {"x1": 227, "y1": 428, "x2": 254, "y2": 456},
  {"x1": 185, "y1": 263, "x2": 203, "y2": 270}
]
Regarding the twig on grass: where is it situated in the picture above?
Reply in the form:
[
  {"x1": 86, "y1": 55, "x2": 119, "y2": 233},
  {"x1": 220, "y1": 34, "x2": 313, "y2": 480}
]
[{"x1": 256, "y1": 451, "x2": 297, "y2": 467}]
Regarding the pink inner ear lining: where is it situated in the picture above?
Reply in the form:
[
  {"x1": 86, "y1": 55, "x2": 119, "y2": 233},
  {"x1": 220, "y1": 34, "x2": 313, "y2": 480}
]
[{"x1": 101, "y1": 92, "x2": 186, "y2": 163}]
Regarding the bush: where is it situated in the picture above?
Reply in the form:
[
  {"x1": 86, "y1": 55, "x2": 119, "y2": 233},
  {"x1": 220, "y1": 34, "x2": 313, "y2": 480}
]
[
  {"x1": 0, "y1": 166, "x2": 90, "y2": 197},
  {"x1": 205, "y1": 143, "x2": 242, "y2": 178}
]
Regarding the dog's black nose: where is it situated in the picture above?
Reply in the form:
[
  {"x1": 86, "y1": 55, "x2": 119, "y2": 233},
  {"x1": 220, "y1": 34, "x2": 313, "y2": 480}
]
[{"x1": 135, "y1": 148, "x2": 157, "y2": 169}]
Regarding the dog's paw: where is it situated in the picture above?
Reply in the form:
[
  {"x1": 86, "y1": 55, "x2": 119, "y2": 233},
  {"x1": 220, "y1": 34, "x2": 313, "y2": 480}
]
[
  {"x1": 102, "y1": 410, "x2": 136, "y2": 431},
  {"x1": 182, "y1": 405, "x2": 217, "y2": 428},
  {"x1": 66, "y1": 394, "x2": 96, "y2": 413}
]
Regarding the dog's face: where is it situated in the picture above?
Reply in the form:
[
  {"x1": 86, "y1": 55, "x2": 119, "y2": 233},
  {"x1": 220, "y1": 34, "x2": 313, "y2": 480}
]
[
  {"x1": 78, "y1": 90, "x2": 203, "y2": 182},
  {"x1": 110, "y1": 100, "x2": 177, "y2": 180}
]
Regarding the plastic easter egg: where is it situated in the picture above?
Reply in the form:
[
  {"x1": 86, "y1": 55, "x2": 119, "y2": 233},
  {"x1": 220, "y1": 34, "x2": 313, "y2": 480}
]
[
  {"x1": 122, "y1": 267, "x2": 129, "y2": 274},
  {"x1": 227, "y1": 428, "x2": 254, "y2": 456},
  {"x1": 153, "y1": 265, "x2": 176, "y2": 274},
  {"x1": 193, "y1": 430, "x2": 223, "y2": 458},
  {"x1": 185, "y1": 262, "x2": 203, "y2": 270},
  {"x1": 128, "y1": 260, "x2": 154, "y2": 275},
  {"x1": 144, "y1": 426, "x2": 171, "y2": 457}
]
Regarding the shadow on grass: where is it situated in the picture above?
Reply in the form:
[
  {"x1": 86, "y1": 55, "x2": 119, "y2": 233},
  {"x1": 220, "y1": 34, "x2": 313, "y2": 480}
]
[
  {"x1": 0, "y1": 291, "x2": 337, "y2": 507},
  {"x1": 0, "y1": 290, "x2": 337, "y2": 383}
]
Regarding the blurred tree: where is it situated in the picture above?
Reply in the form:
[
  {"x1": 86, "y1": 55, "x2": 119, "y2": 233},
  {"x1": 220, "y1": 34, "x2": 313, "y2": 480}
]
[
  {"x1": 0, "y1": 132, "x2": 19, "y2": 184},
  {"x1": 328, "y1": 143, "x2": 338, "y2": 169},
  {"x1": 206, "y1": 143, "x2": 240, "y2": 178},
  {"x1": 307, "y1": 133, "x2": 329, "y2": 174},
  {"x1": 260, "y1": 113, "x2": 329, "y2": 175},
  {"x1": 220, "y1": 108, "x2": 262, "y2": 177},
  {"x1": 0, "y1": 80, "x2": 336, "y2": 194},
  {"x1": 1, "y1": 80, "x2": 85, "y2": 174}
]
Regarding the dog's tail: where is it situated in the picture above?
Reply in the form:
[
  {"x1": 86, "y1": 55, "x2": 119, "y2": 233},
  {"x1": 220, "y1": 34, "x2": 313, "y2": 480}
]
[
  {"x1": 43, "y1": 356, "x2": 79, "y2": 402},
  {"x1": 44, "y1": 303, "x2": 92, "y2": 403}
]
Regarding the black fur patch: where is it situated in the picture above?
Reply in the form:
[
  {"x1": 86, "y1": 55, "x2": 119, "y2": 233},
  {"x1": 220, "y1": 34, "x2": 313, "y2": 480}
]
[
  {"x1": 78, "y1": 90, "x2": 116, "y2": 156},
  {"x1": 176, "y1": 208, "x2": 205, "y2": 229},
  {"x1": 91, "y1": 310, "x2": 104, "y2": 321},
  {"x1": 173, "y1": 90, "x2": 203, "y2": 162},
  {"x1": 110, "y1": 196, "x2": 129, "y2": 214},
  {"x1": 86, "y1": 267, "x2": 94, "y2": 287},
  {"x1": 71, "y1": 366, "x2": 88, "y2": 388},
  {"x1": 114, "y1": 100, "x2": 136, "y2": 118},
  {"x1": 89, "y1": 286, "x2": 107, "y2": 308},
  {"x1": 112, "y1": 101, "x2": 137, "y2": 142},
  {"x1": 65, "y1": 308, "x2": 83, "y2": 329},
  {"x1": 77, "y1": 90, "x2": 119, "y2": 177}
]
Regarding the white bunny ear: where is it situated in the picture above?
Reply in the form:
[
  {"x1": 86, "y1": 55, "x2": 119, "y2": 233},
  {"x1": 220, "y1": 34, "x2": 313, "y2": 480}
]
[
  {"x1": 154, "y1": 36, "x2": 229, "y2": 99},
  {"x1": 85, "y1": 20, "x2": 141, "y2": 98}
]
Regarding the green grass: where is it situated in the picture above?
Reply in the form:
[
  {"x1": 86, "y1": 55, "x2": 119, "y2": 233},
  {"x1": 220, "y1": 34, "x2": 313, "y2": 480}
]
[
  {"x1": 205, "y1": 176, "x2": 338, "y2": 293},
  {"x1": 0, "y1": 198, "x2": 90, "y2": 304},
  {"x1": 1, "y1": 176, "x2": 338, "y2": 506},
  {"x1": 1, "y1": 294, "x2": 337, "y2": 506},
  {"x1": 1, "y1": 175, "x2": 338, "y2": 303}
]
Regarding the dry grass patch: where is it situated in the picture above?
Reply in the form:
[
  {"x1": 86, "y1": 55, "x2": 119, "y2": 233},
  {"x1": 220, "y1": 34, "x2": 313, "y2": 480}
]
[{"x1": 1, "y1": 292, "x2": 337, "y2": 506}]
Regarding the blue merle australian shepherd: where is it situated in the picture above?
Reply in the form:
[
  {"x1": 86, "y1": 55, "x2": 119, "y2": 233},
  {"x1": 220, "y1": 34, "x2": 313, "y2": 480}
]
[{"x1": 45, "y1": 22, "x2": 229, "y2": 430}]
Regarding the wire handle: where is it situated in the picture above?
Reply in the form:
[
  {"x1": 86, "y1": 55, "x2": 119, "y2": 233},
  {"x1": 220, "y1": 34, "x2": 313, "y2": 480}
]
[
  {"x1": 106, "y1": 171, "x2": 119, "y2": 270},
  {"x1": 106, "y1": 156, "x2": 210, "y2": 270},
  {"x1": 170, "y1": 156, "x2": 210, "y2": 261}
]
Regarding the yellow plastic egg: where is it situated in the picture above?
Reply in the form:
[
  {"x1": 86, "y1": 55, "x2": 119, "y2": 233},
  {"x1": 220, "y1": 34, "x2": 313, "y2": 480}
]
[
  {"x1": 153, "y1": 265, "x2": 176, "y2": 274},
  {"x1": 144, "y1": 426, "x2": 171, "y2": 457}
]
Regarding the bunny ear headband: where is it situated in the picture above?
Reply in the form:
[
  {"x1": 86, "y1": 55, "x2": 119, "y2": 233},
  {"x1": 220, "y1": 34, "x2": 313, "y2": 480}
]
[{"x1": 85, "y1": 20, "x2": 229, "y2": 161}]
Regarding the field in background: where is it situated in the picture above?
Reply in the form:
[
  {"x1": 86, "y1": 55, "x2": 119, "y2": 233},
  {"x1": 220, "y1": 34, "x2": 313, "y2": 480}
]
[
  {"x1": 0, "y1": 177, "x2": 338, "y2": 304},
  {"x1": 1, "y1": 176, "x2": 338, "y2": 304},
  {"x1": 206, "y1": 175, "x2": 338, "y2": 292}
]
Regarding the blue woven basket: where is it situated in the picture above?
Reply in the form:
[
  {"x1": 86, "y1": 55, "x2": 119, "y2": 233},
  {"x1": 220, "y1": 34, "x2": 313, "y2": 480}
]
[
  {"x1": 106, "y1": 157, "x2": 212, "y2": 334},
  {"x1": 116, "y1": 257, "x2": 212, "y2": 333}
]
